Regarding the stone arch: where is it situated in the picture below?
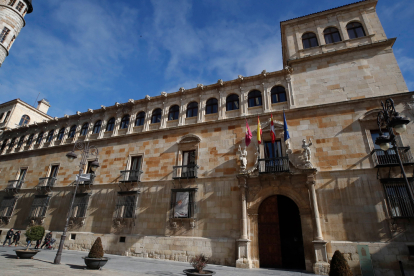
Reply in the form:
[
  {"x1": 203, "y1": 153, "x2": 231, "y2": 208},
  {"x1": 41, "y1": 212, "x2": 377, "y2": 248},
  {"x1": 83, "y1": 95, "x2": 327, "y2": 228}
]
[{"x1": 177, "y1": 134, "x2": 201, "y2": 144}]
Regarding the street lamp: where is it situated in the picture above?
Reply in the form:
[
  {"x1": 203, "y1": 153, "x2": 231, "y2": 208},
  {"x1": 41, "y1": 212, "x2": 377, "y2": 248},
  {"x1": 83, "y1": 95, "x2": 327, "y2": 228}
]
[
  {"x1": 54, "y1": 140, "x2": 99, "y2": 265},
  {"x1": 375, "y1": 98, "x2": 412, "y2": 200}
]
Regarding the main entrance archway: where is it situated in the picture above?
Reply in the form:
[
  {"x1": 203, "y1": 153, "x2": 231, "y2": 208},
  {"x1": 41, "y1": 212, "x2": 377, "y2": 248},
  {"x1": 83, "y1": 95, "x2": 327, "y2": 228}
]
[{"x1": 258, "y1": 195, "x2": 306, "y2": 269}]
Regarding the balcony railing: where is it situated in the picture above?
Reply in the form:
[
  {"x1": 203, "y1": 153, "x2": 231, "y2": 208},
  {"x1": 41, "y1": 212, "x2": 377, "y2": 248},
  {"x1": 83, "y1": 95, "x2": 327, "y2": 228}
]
[
  {"x1": 5, "y1": 180, "x2": 23, "y2": 191},
  {"x1": 371, "y1": 147, "x2": 414, "y2": 168},
  {"x1": 173, "y1": 165, "x2": 199, "y2": 179},
  {"x1": 258, "y1": 156, "x2": 290, "y2": 174},
  {"x1": 37, "y1": 177, "x2": 57, "y2": 189},
  {"x1": 119, "y1": 170, "x2": 143, "y2": 183}
]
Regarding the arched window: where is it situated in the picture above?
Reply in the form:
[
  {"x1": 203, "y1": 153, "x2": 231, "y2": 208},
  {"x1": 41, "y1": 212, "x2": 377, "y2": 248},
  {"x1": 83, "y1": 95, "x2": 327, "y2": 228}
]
[
  {"x1": 1, "y1": 139, "x2": 8, "y2": 151},
  {"x1": 151, "y1": 109, "x2": 162, "y2": 124},
  {"x1": 4, "y1": 111, "x2": 11, "y2": 122},
  {"x1": 135, "y1": 112, "x2": 145, "y2": 126},
  {"x1": 324, "y1": 27, "x2": 342, "y2": 44},
  {"x1": 36, "y1": 132, "x2": 44, "y2": 144},
  {"x1": 19, "y1": 115, "x2": 30, "y2": 126},
  {"x1": 80, "y1": 123, "x2": 89, "y2": 136},
  {"x1": 68, "y1": 125, "x2": 77, "y2": 138},
  {"x1": 9, "y1": 137, "x2": 16, "y2": 149},
  {"x1": 226, "y1": 94, "x2": 239, "y2": 111},
  {"x1": 106, "y1": 117, "x2": 115, "y2": 131},
  {"x1": 206, "y1": 98, "x2": 218, "y2": 114},
  {"x1": 93, "y1": 120, "x2": 102, "y2": 134},
  {"x1": 168, "y1": 105, "x2": 179, "y2": 121},
  {"x1": 186, "y1": 102, "x2": 198, "y2": 118},
  {"x1": 271, "y1": 86, "x2": 287, "y2": 104},
  {"x1": 46, "y1": 130, "x2": 55, "y2": 142},
  {"x1": 120, "y1": 115, "x2": 130, "y2": 129},
  {"x1": 57, "y1": 128, "x2": 65, "y2": 140},
  {"x1": 302, "y1": 32, "x2": 318, "y2": 49},
  {"x1": 347, "y1": 22, "x2": 366, "y2": 39},
  {"x1": 17, "y1": 136, "x2": 25, "y2": 147},
  {"x1": 27, "y1": 134, "x2": 34, "y2": 145},
  {"x1": 0, "y1": 113, "x2": 4, "y2": 122},
  {"x1": 248, "y1": 90, "x2": 262, "y2": 107}
]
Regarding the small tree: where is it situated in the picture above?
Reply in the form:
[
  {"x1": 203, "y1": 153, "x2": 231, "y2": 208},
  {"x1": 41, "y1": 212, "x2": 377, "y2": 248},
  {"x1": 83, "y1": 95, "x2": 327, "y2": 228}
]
[
  {"x1": 190, "y1": 254, "x2": 208, "y2": 273},
  {"x1": 24, "y1": 226, "x2": 45, "y2": 250},
  {"x1": 88, "y1": 237, "x2": 104, "y2": 258},
  {"x1": 329, "y1": 250, "x2": 353, "y2": 276}
]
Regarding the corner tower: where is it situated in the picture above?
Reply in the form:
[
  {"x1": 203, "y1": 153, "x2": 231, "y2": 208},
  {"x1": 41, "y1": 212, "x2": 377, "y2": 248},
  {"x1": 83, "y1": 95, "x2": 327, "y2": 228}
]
[{"x1": 0, "y1": 0, "x2": 33, "y2": 67}]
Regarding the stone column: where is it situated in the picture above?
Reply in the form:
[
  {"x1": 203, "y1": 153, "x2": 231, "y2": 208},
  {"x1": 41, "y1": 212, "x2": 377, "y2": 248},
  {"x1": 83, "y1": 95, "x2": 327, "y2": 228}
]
[
  {"x1": 198, "y1": 94, "x2": 204, "y2": 123},
  {"x1": 240, "y1": 88, "x2": 247, "y2": 117},
  {"x1": 127, "y1": 113, "x2": 136, "y2": 134},
  {"x1": 236, "y1": 176, "x2": 253, "y2": 269},
  {"x1": 178, "y1": 98, "x2": 185, "y2": 126},
  {"x1": 286, "y1": 73, "x2": 295, "y2": 107},
  {"x1": 307, "y1": 173, "x2": 329, "y2": 275},
  {"x1": 218, "y1": 90, "x2": 226, "y2": 120}
]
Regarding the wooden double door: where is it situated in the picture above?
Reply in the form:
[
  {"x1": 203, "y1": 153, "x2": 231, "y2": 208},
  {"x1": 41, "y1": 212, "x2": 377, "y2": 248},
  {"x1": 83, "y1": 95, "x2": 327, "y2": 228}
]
[{"x1": 258, "y1": 195, "x2": 306, "y2": 269}]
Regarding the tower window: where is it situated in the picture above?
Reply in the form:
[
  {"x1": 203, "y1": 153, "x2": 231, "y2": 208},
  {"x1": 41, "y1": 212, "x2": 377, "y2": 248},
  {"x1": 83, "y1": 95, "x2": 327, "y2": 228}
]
[
  {"x1": 324, "y1": 27, "x2": 342, "y2": 44},
  {"x1": 248, "y1": 90, "x2": 262, "y2": 107},
  {"x1": 26, "y1": 134, "x2": 34, "y2": 146},
  {"x1": 271, "y1": 86, "x2": 287, "y2": 104},
  {"x1": 19, "y1": 115, "x2": 30, "y2": 126},
  {"x1": 168, "y1": 105, "x2": 179, "y2": 121},
  {"x1": 226, "y1": 94, "x2": 239, "y2": 111},
  {"x1": 93, "y1": 120, "x2": 102, "y2": 134},
  {"x1": 36, "y1": 132, "x2": 44, "y2": 145},
  {"x1": 7, "y1": 35, "x2": 15, "y2": 50},
  {"x1": 347, "y1": 22, "x2": 366, "y2": 39},
  {"x1": 186, "y1": 102, "x2": 198, "y2": 118},
  {"x1": 135, "y1": 112, "x2": 145, "y2": 126},
  {"x1": 106, "y1": 117, "x2": 115, "y2": 131},
  {"x1": 57, "y1": 128, "x2": 65, "y2": 140},
  {"x1": 0, "y1": 27, "x2": 10, "y2": 44},
  {"x1": 46, "y1": 130, "x2": 55, "y2": 143},
  {"x1": 8, "y1": 0, "x2": 16, "y2": 7},
  {"x1": 16, "y1": 1, "x2": 24, "y2": 12},
  {"x1": 151, "y1": 109, "x2": 162, "y2": 124},
  {"x1": 80, "y1": 123, "x2": 89, "y2": 136},
  {"x1": 120, "y1": 115, "x2": 130, "y2": 129},
  {"x1": 206, "y1": 98, "x2": 218, "y2": 114},
  {"x1": 302, "y1": 32, "x2": 319, "y2": 49},
  {"x1": 0, "y1": 113, "x2": 4, "y2": 122},
  {"x1": 68, "y1": 125, "x2": 77, "y2": 138}
]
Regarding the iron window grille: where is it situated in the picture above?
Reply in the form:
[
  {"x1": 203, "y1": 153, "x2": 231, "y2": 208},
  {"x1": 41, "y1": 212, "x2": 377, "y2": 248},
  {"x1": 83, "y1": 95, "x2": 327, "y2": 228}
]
[
  {"x1": 8, "y1": 0, "x2": 17, "y2": 6},
  {"x1": 0, "y1": 197, "x2": 17, "y2": 217},
  {"x1": 93, "y1": 120, "x2": 102, "y2": 133},
  {"x1": 19, "y1": 115, "x2": 30, "y2": 126},
  {"x1": 114, "y1": 192, "x2": 139, "y2": 219},
  {"x1": 80, "y1": 123, "x2": 89, "y2": 136},
  {"x1": 8, "y1": 137, "x2": 16, "y2": 149},
  {"x1": 271, "y1": 86, "x2": 287, "y2": 104},
  {"x1": 248, "y1": 90, "x2": 262, "y2": 107},
  {"x1": 170, "y1": 189, "x2": 197, "y2": 218},
  {"x1": 46, "y1": 130, "x2": 55, "y2": 143},
  {"x1": 106, "y1": 117, "x2": 115, "y2": 131},
  {"x1": 206, "y1": 98, "x2": 218, "y2": 114},
  {"x1": 28, "y1": 195, "x2": 51, "y2": 218},
  {"x1": 135, "y1": 112, "x2": 145, "y2": 126},
  {"x1": 151, "y1": 109, "x2": 162, "y2": 124},
  {"x1": 16, "y1": 1, "x2": 24, "y2": 11},
  {"x1": 186, "y1": 102, "x2": 198, "y2": 118},
  {"x1": 168, "y1": 105, "x2": 179, "y2": 121},
  {"x1": 120, "y1": 115, "x2": 130, "y2": 129},
  {"x1": 70, "y1": 193, "x2": 90, "y2": 218},
  {"x1": 26, "y1": 134, "x2": 34, "y2": 146},
  {"x1": 347, "y1": 22, "x2": 366, "y2": 39},
  {"x1": 0, "y1": 27, "x2": 10, "y2": 44},
  {"x1": 381, "y1": 178, "x2": 414, "y2": 218},
  {"x1": 68, "y1": 125, "x2": 77, "y2": 138},
  {"x1": 302, "y1": 32, "x2": 319, "y2": 49},
  {"x1": 324, "y1": 27, "x2": 342, "y2": 44},
  {"x1": 36, "y1": 132, "x2": 44, "y2": 144},
  {"x1": 57, "y1": 128, "x2": 65, "y2": 140}
]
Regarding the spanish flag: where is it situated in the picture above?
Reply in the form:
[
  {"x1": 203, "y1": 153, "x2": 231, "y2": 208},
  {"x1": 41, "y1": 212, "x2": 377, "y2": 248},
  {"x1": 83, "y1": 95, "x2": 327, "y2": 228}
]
[{"x1": 257, "y1": 116, "x2": 262, "y2": 144}]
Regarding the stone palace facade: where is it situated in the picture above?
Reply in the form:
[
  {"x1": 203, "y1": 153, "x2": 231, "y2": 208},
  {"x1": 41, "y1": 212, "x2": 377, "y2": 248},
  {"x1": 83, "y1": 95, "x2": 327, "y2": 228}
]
[{"x1": 1, "y1": 0, "x2": 413, "y2": 275}]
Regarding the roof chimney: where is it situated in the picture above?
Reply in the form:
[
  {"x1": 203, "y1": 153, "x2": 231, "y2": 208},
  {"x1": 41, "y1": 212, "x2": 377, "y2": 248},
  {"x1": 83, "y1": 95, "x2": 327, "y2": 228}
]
[{"x1": 37, "y1": 99, "x2": 50, "y2": 114}]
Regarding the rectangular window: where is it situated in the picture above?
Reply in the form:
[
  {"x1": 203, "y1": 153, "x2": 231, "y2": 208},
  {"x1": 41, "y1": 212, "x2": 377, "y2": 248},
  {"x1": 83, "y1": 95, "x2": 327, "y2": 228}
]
[
  {"x1": 16, "y1": 1, "x2": 24, "y2": 11},
  {"x1": 264, "y1": 140, "x2": 282, "y2": 158},
  {"x1": 182, "y1": 150, "x2": 196, "y2": 178},
  {"x1": 70, "y1": 193, "x2": 90, "y2": 218},
  {"x1": 49, "y1": 165, "x2": 59, "y2": 178},
  {"x1": 382, "y1": 179, "x2": 414, "y2": 218},
  {"x1": 17, "y1": 168, "x2": 27, "y2": 187},
  {"x1": 0, "y1": 197, "x2": 17, "y2": 217},
  {"x1": 29, "y1": 195, "x2": 51, "y2": 218},
  {"x1": 8, "y1": 0, "x2": 16, "y2": 6},
  {"x1": 115, "y1": 192, "x2": 138, "y2": 219},
  {"x1": 171, "y1": 189, "x2": 196, "y2": 218},
  {"x1": 0, "y1": 27, "x2": 10, "y2": 44}
]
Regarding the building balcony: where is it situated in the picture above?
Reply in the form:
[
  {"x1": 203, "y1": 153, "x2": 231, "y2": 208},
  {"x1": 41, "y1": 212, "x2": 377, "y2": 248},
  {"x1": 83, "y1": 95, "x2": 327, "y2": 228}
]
[
  {"x1": 37, "y1": 177, "x2": 57, "y2": 189},
  {"x1": 258, "y1": 156, "x2": 290, "y2": 174},
  {"x1": 371, "y1": 147, "x2": 414, "y2": 168},
  {"x1": 173, "y1": 165, "x2": 199, "y2": 179},
  {"x1": 5, "y1": 180, "x2": 23, "y2": 192},
  {"x1": 119, "y1": 170, "x2": 143, "y2": 183}
]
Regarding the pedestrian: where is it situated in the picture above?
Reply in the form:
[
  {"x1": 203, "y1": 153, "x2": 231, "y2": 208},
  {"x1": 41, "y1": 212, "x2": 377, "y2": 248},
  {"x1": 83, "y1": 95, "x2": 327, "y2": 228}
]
[
  {"x1": 2, "y1": 228, "x2": 14, "y2": 247},
  {"x1": 34, "y1": 239, "x2": 41, "y2": 249},
  {"x1": 41, "y1": 231, "x2": 53, "y2": 249},
  {"x1": 26, "y1": 237, "x2": 32, "y2": 248},
  {"x1": 12, "y1": 231, "x2": 21, "y2": 246}
]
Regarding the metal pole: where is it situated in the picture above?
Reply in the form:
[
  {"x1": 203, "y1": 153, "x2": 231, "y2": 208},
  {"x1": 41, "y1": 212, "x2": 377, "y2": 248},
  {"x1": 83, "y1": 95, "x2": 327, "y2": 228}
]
[{"x1": 54, "y1": 142, "x2": 89, "y2": 264}]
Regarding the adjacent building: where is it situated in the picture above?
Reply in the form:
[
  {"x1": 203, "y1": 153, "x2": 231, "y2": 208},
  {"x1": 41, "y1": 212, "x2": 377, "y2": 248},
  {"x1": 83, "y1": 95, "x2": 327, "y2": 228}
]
[{"x1": 0, "y1": 0, "x2": 413, "y2": 275}]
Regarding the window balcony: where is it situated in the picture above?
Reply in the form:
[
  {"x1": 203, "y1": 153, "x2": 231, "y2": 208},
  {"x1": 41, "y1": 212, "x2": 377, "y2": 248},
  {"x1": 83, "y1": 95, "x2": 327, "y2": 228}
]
[
  {"x1": 258, "y1": 156, "x2": 290, "y2": 174},
  {"x1": 173, "y1": 165, "x2": 199, "y2": 179},
  {"x1": 119, "y1": 170, "x2": 143, "y2": 183},
  {"x1": 5, "y1": 180, "x2": 23, "y2": 192},
  {"x1": 371, "y1": 147, "x2": 414, "y2": 168},
  {"x1": 37, "y1": 177, "x2": 57, "y2": 190}
]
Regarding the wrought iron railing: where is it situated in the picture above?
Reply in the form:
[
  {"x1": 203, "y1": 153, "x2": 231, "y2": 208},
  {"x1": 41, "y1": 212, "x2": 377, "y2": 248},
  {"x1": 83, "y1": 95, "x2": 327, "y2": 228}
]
[
  {"x1": 258, "y1": 156, "x2": 290, "y2": 174},
  {"x1": 5, "y1": 180, "x2": 23, "y2": 190},
  {"x1": 37, "y1": 177, "x2": 57, "y2": 188},
  {"x1": 382, "y1": 178, "x2": 414, "y2": 218},
  {"x1": 120, "y1": 170, "x2": 143, "y2": 182},
  {"x1": 371, "y1": 147, "x2": 414, "y2": 168},
  {"x1": 173, "y1": 165, "x2": 199, "y2": 179}
]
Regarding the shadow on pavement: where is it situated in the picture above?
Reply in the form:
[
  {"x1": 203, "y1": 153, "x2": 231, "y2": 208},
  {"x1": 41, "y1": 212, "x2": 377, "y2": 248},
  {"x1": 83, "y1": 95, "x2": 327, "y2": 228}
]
[
  {"x1": 66, "y1": 264, "x2": 86, "y2": 270},
  {"x1": 2, "y1": 253, "x2": 18, "y2": 259},
  {"x1": 143, "y1": 272, "x2": 184, "y2": 276}
]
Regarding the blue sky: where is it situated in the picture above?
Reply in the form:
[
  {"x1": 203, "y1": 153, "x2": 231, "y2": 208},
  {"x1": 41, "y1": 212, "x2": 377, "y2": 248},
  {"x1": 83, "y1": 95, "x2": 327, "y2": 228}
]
[{"x1": 0, "y1": 0, "x2": 413, "y2": 118}]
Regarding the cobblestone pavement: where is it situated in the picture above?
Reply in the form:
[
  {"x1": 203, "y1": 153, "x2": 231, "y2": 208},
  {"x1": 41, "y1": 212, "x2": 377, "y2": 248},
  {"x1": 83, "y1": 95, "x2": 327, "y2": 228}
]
[{"x1": 0, "y1": 245, "x2": 318, "y2": 276}]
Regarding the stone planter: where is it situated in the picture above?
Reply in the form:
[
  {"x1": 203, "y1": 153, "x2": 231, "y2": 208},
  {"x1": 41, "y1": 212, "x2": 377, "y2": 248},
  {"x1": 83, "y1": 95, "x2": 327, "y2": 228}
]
[
  {"x1": 83, "y1": 257, "x2": 109, "y2": 269},
  {"x1": 183, "y1": 269, "x2": 216, "y2": 276},
  {"x1": 14, "y1": 250, "x2": 40, "y2": 259}
]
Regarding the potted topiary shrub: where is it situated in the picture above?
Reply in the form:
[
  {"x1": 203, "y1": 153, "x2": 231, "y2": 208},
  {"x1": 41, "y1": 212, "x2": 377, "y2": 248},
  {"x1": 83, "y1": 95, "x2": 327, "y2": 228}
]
[
  {"x1": 83, "y1": 237, "x2": 109, "y2": 269},
  {"x1": 329, "y1": 250, "x2": 353, "y2": 276},
  {"x1": 183, "y1": 254, "x2": 216, "y2": 276},
  {"x1": 15, "y1": 225, "x2": 45, "y2": 259}
]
